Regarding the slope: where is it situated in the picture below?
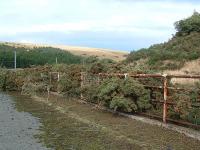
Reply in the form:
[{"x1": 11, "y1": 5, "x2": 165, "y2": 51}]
[
  {"x1": 126, "y1": 12, "x2": 200, "y2": 72},
  {"x1": 1, "y1": 42, "x2": 128, "y2": 62}
]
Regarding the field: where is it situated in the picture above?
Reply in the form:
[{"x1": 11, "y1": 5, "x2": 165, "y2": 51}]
[{"x1": 2, "y1": 42, "x2": 128, "y2": 61}]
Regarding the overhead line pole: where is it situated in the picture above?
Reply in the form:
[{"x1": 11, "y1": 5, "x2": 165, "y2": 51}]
[{"x1": 14, "y1": 50, "x2": 17, "y2": 70}]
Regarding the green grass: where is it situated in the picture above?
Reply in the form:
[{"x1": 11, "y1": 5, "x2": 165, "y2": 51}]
[{"x1": 0, "y1": 44, "x2": 83, "y2": 68}]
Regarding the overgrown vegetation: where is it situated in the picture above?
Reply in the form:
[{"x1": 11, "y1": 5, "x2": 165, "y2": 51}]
[
  {"x1": 0, "y1": 11, "x2": 200, "y2": 127},
  {"x1": 126, "y1": 11, "x2": 200, "y2": 71},
  {"x1": 0, "y1": 44, "x2": 83, "y2": 68},
  {"x1": 83, "y1": 78, "x2": 151, "y2": 113},
  {"x1": 175, "y1": 11, "x2": 200, "y2": 36},
  {"x1": 0, "y1": 61, "x2": 200, "y2": 125}
]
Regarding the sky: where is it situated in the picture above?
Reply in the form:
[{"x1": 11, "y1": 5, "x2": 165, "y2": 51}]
[{"x1": 0, "y1": 0, "x2": 200, "y2": 51}]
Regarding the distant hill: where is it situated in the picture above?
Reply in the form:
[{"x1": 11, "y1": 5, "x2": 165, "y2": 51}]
[
  {"x1": 1, "y1": 42, "x2": 128, "y2": 62},
  {"x1": 126, "y1": 12, "x2": 200, "y2": 72},
  {"x1": 0, "y1": 43, "x2": 83, "y2": 68}
]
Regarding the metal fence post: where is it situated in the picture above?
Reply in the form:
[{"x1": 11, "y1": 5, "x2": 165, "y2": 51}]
[{"x1": 163, "y1": 74, "x2": 168, "y2": 123}]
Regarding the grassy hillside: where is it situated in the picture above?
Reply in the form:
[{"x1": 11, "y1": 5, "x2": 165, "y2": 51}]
[
  {"x1": 0, "y1": 44, "x2": 83, "y2": 68},
  {"x1": 126, "y1": 12, "x2": 200, "y2": 71},
  {"x1": 2, "y1": 42, "x2": 128, "y2": 61}
]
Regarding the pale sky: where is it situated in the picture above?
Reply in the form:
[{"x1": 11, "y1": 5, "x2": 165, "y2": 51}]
[{"x1": 0, "y1": 0, "x2": 200, "y2": 51}]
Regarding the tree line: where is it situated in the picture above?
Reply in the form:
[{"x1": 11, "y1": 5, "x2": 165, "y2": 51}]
[{"x1": 0, "y1": 44, "x2": 83, "y2": 68}]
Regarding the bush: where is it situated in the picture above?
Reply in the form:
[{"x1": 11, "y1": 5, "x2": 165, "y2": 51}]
[
  {"x1": 110, "y1": 96, "x2": 137, "y2": 112},
  {"x1": 187, "y1": 108, "x2": 200, "y2": 125},
  {"x1": 57, "y1": 75, "x2": 80, "y2": 97},
  {"x1": 21, "y1": 82, "x2": 48, "y2": 96},
  {"x1": 82, "y1": 84, "x2": 99, "y2": 103},
  {"x1": 96, "y1": 78, "x2": 151, "y2": 113},
  {"x1": 175, "y1": 94, "x2": 192, "y2": 118},
  {"x1": 86, "y1": 58, "x2": 114, "y2": 74},
  {"x1": 0, "y1": 68, "x2": 7, "y2": 90},
  {"x1": 170, "y1": 93, "x2": 192, "y2": 120},
  {"x1": 3, "y1": 70, "x2": 26, "y2": 91},
  {"x1": 175, "y1": 11, "x2": 200, "y2": 36},
  {"x1": 122, "y1": 79, "x2": 151, "y2": 111},
  {"x1": 56, "y1": 64, "x2": 82, "y2": 97}
]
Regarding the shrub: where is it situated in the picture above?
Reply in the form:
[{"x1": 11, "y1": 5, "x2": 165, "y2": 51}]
[
  {"x1": 172, "y1": 93, "x2": 192, "y2": 119},
  {"x1": 97, "y1": 78, "x2": 151, "y2": 113},
  {"x1": 21, "y1": 82, "x2": 48, "y2": 96},
  {"x1": 175, "y1": 11, "x2": 200, "y2": 36},
  {"x1": 122, "y1": 79, "x2": 151, "y2": 111},
  {"x1": 110, "y1": 96, "x2": 137, "y2": 112},
  {"x1": 187, "y1": 108, "x2": 200, "y2": 125},
  {"x1": 3, "y1": 70, "x2": 26, "y2": 91},
  {"x1": 57, "y1": 75, "x2": 80, "y2": 97},
  {"x1": 81, "y1": 84, "x2": 99, "y2": 103},
  {"x1": 86, "y1": 58, "x2": 114, "y2": 74},
  {"x1": 56, "y1": 64, "x2": 82, "y2": 97},
  {"x1": 0, "y1": 68, "x2": 7, "y2": 90}
]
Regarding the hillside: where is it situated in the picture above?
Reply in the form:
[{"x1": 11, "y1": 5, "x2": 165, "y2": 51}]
[
  {"x1": 1, "y1": 42, "x2": 128, "y2": 61},
  {"x1": 126, "y1": 12, "x2": 200, "y2": 72},
  {"x1": 126, "y1": 32, "x2": 200, "y2": 71},
  {"x1": 0, "y1": 44, "x2": 83, "y2": 68}
]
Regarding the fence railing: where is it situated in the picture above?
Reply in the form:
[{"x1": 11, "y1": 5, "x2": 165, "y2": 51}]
[{"x1": 81, "y1": 72, "x2": 200, "y2": 127}]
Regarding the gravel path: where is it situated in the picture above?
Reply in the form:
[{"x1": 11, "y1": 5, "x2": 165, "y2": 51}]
[{"x1": 0, "y1": 92, "x2": 50, "y2": 150}]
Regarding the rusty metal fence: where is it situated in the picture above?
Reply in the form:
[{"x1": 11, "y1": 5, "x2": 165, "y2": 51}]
[{"x1": 81, "y1": 72, "x2": 200, "y2": 128}]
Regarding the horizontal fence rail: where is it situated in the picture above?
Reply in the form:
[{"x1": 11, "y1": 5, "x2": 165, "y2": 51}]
[{"x1": 81, "y1": 72, "x2": 200, "y2": 128}]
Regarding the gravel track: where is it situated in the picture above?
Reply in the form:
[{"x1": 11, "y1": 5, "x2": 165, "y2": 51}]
[{"x1": 0, "y1": 92, "x2": 51, "y2": 150}]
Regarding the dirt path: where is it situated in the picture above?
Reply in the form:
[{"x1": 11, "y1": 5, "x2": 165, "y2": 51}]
[
  {"x1": 2, "y1": 92, "x2": 200, "y2": 150},
  {"x1": 0, "y1": 92, "x2": 51, "y2": 150},
  {"x1": 36, "y1": 94, "x2": 200, "y2": 150}
]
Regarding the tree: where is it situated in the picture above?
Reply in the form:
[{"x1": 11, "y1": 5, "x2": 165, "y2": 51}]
[{"x1": 175, "y1": 11, "x2": 200, "y2": 36}]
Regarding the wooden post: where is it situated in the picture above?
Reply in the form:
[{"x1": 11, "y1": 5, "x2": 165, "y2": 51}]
[
  {"x1": 81, "y1": 72, "x2": 84, "y2": 99},
  {"x1": 47, "y1": 85, "x2": 50, "y2": 102},
  {"x1": 163, "y1": 74, "x2": 168, "y2": 123},
  {"x1": 150, "y1": 89, "x2": 153, "y2": 106},
  {"x1": 124, "y1": 73, "x2": 128, "y2": 79},
  {"x1": 97, "y1": 73, "x2": 100, "y2": 85},
  {"x1": 49, "y1": 72, "x2": 52, "y2": 84},
  {"x1": 57, "y1": 72, "x2": 60, "y2": 82}
]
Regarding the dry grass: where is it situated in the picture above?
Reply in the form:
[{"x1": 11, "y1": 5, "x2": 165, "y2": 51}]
[
  {"x1": 164, "y1": 59, "x2": 200, "y2": 85},
  {"x1": 2, "y1": 42, "x2": 128, "y2": 61}
]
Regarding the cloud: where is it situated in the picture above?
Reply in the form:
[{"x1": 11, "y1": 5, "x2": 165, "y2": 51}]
[
  {"x1": 0, "y1": 22, "x2": 92, "y2": 35},
  {"x1": 0, "y1": 0, "x2": 200, "y2": 50},
  {"x1": 0, "y1": 19, "x2": 172, "y2": 39}
]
